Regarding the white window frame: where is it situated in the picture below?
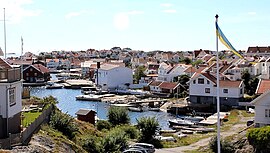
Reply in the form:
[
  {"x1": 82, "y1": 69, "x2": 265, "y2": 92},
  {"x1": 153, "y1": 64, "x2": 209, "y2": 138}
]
[{"x1": 9, "y1": 87, "x2": 16, "y2": 106}]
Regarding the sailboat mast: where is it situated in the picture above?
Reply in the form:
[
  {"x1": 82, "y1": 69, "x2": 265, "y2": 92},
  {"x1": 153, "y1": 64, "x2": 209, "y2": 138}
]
[{"x1": 3, "y1": 8, "x2": 7, "y2": 59}]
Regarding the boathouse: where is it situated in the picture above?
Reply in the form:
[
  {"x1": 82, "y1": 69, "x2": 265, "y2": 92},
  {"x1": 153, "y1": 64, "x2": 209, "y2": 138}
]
[{"x1": 75, "y1": 109, "x2": 96, "y2": 125}]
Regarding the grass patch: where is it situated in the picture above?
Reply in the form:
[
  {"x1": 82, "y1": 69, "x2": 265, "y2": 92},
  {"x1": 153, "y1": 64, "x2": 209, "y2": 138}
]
[
  {"x1": 221, "y1": 109, "x2": 240, "y2": 131},
  {"x1": 161, "y1": 133, "x2": 215, "y2": 148},
  {"x1": 22, "y1": 111, "x2": 42, "y2": 127},
  {"x1": 240, "y1": 110, "x2": 255, "y2": 118}
]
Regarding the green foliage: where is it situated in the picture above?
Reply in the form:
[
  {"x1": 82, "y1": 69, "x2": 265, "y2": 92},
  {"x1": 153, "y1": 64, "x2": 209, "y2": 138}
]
[
  {"x1": 192, "y1": 59, "x2": 203, "y2": 66},
  {"x1": 102, "y1": 128, "x2": 128, "y2": 153},
  {"x1": 82, "y1": 136, "x2": 102, "y2": 153},
  {"x1": 179, "y1": 57, "x2": 192, "y2": 65},
  {"x1": 117, "y1": 125, "x2": 139, "y2": 139},
  {"x1": 247, "y1": 126, "x2": 270, "y2": 152},
  {"x1": 136, "y1": 117, "x2": 159, "y2": 142},
  {"x1": 96, "y1": 120, "x2": 112, "y2": 131},
  {"x1": 241, "y1": 70, "x2": 259, "y2": 95},
  {"x1": 107, "y1": 106, "x2": 130, "y2": 126},
  {"x1": 209, "y1": 136, "x2": 235, "y2": 153},
  {"x1": 49, "y1": 110, "x2": 78, "y2": 139},
  {"x1": 134, "y1": 66, "x2": 146, "y2": 83}
]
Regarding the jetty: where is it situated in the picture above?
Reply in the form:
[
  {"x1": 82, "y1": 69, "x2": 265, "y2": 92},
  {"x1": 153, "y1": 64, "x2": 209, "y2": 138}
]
[{"x1": 63, "y1": 80, "x2": 93, "y2": 89}]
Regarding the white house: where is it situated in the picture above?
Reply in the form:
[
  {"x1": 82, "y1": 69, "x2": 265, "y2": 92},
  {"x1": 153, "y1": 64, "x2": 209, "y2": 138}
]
[
  {"x1": 46, "y1": 58, "x2": 60, "y2": 69},
  {"x1": 95, "y1": 64, "x2": 133, "y2": 90},
  {"x1": 251, "y1": 90, "x2": 270, "y2": 127},
  {"x1": 0, "y1": 58, "x2": 22, "y2": 138},
  {"x1": 157, "y1": 62, "x2": 189, "y2": 82},
  {"x1": 189, "y1": 71, "x2": 244, "y2": 106}
]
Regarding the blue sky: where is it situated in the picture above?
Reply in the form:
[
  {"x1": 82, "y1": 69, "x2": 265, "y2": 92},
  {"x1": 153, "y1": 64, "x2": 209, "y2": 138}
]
[{"x1": 0, "y1": 0, "x2": 270, "y2": 55}]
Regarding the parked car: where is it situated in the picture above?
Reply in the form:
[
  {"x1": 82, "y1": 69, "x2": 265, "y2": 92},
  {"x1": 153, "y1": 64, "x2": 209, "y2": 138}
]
[{"x1": 129, "y1": 143, "x2": 155, "y2": 153}]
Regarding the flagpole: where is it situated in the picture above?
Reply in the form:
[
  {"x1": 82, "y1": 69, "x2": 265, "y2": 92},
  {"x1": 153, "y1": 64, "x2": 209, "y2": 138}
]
[
  {"x1": 215, "y1": 14, "x2": 221, "y2": 153},
  {"x1": 3, "y1": 8, "x2": 7, "y2": 59}
]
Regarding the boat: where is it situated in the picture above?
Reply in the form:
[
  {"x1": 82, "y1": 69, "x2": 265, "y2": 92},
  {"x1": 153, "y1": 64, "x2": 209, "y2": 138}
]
[
  {"x1": 178, "y1": 116, "x2": 205, "y2": 123},
  {"x1": 45, "y1": 82, "x2": 63, "y2": 89},
  {"x1": 75, "y1": 95, "x2": 102, "y2": 101},
  {"x1": 148, "y1": 107, "x2": 160, "y2": 112},
  {"x1": 168, "y1": 118, "x2": 194, "y2": 127},
  {"x1": 128, "y1": 106, "x2": 148, "y2": 112}
]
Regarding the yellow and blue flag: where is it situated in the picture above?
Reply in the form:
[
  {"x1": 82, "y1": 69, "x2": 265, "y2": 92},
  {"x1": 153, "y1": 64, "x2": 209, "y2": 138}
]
[{"x1": 215, "y1": 22, "x2": 244, "y2": 59}]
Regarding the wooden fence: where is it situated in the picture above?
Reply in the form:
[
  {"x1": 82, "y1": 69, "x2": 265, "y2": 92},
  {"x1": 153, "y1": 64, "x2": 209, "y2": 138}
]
[{"x1": 0, "y1": 104, "x2": 53, "y2": 149}]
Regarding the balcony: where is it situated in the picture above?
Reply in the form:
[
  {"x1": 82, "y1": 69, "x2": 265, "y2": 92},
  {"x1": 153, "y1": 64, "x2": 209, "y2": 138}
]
[{"x1": 0, "y1": 68, "x2": 21, "y2": 83}]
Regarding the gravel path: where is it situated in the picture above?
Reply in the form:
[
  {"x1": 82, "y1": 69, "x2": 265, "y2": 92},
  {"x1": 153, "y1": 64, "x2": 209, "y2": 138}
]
[{"x1": 155, "y1": 111, "x2": 253, "y2": 153}]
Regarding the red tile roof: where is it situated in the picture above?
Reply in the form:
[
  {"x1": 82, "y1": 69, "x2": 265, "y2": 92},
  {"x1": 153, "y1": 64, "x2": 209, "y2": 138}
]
[
  {"x1": 0, "y1": 58, "x2": 12, "y2": 69},
  {"x1": 149, "y1": 81, "x2": 163, "y2": 86},
  {"x1": 159, "y1": 82, "x2": 179, "y2": 90},
  {"x1": 247, "y1": 46, "x2": 270, "y2": 53},
  {"x1": 33, "y1": 64, "x2": 49, "y2": 73},
  {"x1": 219, "y1": 80, "x2": 242, "y2": 88},
  {"x1": 256, "y1": 79, "x2": 270, "y2": 94}
]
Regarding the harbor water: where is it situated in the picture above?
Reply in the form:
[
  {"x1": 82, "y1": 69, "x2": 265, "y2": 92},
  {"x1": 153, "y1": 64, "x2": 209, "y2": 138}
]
[{"x1": 30, "y1": 86, "x2": 175, "y2": 130}]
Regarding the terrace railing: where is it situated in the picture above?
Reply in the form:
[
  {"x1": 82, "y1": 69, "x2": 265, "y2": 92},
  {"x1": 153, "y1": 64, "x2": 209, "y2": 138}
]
[{"x1": 0, "y1": 68, "x2": 21, "y2": 83}]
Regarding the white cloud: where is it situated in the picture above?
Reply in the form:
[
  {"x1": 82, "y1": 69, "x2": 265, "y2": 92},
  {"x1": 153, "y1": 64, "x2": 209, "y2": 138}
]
[
  {"x1": 160, "y1": 3, "x2": 173, "y2": 7},
  {"x1": 163, "y1": 9, "x2": 177, "y2": 13},
  {"x1": 113, "y1": 13, "x2": 130, "y2": 30},
  {"x1": 0, "y1": 0, "x2": 41, "y2": 24},
  {"x1": 65, "y1": 10, "x2": 88, "y2": 19},
  {"x1": 127, "y1": 10, "x2": 144, "y2": 15},
  {"x1": 248, "y1": 12, "x2": 256, "y2": 15}
]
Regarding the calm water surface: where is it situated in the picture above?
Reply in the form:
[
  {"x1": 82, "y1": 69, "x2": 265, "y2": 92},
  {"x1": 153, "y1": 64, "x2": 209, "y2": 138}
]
[{"x1": 30, "y1": 84, "x2": 175, "y2": 129}]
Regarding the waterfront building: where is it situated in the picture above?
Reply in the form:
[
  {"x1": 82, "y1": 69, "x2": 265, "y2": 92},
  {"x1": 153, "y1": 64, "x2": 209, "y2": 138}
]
[
  {"x1": 23, "y1": 64, "x2": 50, "y2": 83},
  {"x1": 189, "y1": 71, "x2": 244, "y2": 106},
  {"x1": 0, "y1": 58, "x2": 22, "y2": 138},
  {"x1": 95, "y1": 63, "x2": 133, "y2": 90}
]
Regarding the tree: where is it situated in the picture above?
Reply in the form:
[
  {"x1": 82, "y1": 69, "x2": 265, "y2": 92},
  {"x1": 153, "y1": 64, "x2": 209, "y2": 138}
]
[
  {"x1": 136, "y1": 117, "x2": 159, "y2": 142},
  {"x1": 241, "y1": 70, "x2": 259, "y2": 95},
  {"x1": 134, "y1": 66, "x2": 146, "y2": 84},
  {"x1": 82, "y1": 136, "x2": 102, "y2": 153},
  {"x1": 96, "y1": 120, "x2": 112, "y2": 131},
  {"x1": 178, "y1": 74, "x2": 190, "y2": 87},
  {"x1": 107, "y1": 106, "x2": 130, "y2": 126},
  {"x1": 179, "y1": 57, "x2": 192, "y2": 65},
  {"x1": 192, "y1": 59, "x2": 203, "y2": 66}
]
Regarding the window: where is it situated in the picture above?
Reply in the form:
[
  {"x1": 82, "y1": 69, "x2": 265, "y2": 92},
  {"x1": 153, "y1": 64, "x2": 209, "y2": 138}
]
[
  {"x1": 266, "y1": 109, "x2": 268, "y2": 117},
  {"x1": 207, "y1": 80, "x2": 210, "y2": 84},
  {"x1": 205, "y1": 88, "x2": 210, "y2": 93},
  {"x1": 9, "y1": 87, "x2": 16, "y2": 106},
  {"x1": 240, "y1": 89, "x2": 243, "y2": 94},
  {"x1": 223, "y1": 89, "x2": 228, "y2": 93},
  {"x1": 34, "y1": 73, "x2": 37, "y2": 76},
  {"x1": 198, "y1": 78, "x2": 204, "y2": 84},
  {"x1": 193, "y1": 80, "x2": 196, "y2": 84},
  {"x1": 26, "y1": 73, "x2": 29, "y2": 76},
  {"x1": 30, "y1": 68, "x2": 33, "y2": 71}
]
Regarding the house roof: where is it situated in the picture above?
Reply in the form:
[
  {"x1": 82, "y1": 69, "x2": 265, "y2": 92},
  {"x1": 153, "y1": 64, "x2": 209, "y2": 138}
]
[
  {"x1": 247, "y1": 46, "x2": 270, "y2": 53},
  {"x1": 159, "y1": 82, "x2": 179, "y2": 90},
  {"x1": 99, "y1": 63, "x2": 122, "y2": 70},
  {"x1": 0, "y1": 58, "x2": 12, "y2": 69},
  {"x1": 251, "y1": 90, "x2": 270, "y2": 105},
  {"x1": 148, "y1": 81, "x2": 163, "y2": 86},
  {"x1": 75, "y1": 109, "x2": 96, "y2": 116},
  {"x1": 33, "y1": 64, "x2": 49, "y2": 73},
  {"x1": 256, "y1": 79, "x2": 270, "y2": 94},
  {"x1": 219, "y1": 80, "x2": 242, "y2": 88}
]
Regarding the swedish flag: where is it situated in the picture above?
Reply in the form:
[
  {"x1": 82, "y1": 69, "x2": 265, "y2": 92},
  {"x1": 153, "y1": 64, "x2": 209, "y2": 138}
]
[{"x1": 216, "y1": 22, "x2": 244, "y2": 59}]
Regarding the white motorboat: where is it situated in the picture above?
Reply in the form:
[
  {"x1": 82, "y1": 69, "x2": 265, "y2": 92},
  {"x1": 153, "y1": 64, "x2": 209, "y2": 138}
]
[
  {"x1": 168, "y1": 118, "x2": 194, "y2": 126},
  {"x1": 45, "y1": 82, "x2": 63, "y2": 89},
  {"x1": 75, "y1": 94, "x2": 102, "y2": 101}
]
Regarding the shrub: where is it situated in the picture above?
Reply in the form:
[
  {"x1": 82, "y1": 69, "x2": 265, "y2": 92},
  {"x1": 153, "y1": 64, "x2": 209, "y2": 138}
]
[
  {"x1": 247, "y1": 126, "x2": 270, "y2": 152},
  {"x1": 136, "y1": 117, "x2": 159, "y2": 142},
  {"x1": 96, "y1": 120, "x2": 112, "y2": 131},
  {"x1": 107, "y1": 106, "x2": 130, "y2": 126},
  {"x1": 49, "y1": 110, "x2": 78, "y2": 139},
  {"x1": 82, "y1": 136, "x2": 102, "y2": 153},
  {"x1": 118, "y1": 125, "x2": 139, "y2": 139},
  {"x1": 209, "y1": 136, "x2": 235, "y2": 153},
  {"x1": 102, "y1": 128, "x2": 128, "y2": 153}
]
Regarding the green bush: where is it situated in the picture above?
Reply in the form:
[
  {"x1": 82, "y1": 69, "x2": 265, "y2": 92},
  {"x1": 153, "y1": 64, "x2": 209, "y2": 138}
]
[
  {"x1": 102, "y1": 128, "x2": 128, "y2": 153},
  {"x1": 82, "y1": 136, "x2": 102, "y2": 153},
  {"x1": 118, "y1": 125, "x2": 139, "y2": 139},
  {"x1": 209, "y1": 136, "x2": 235, "y2": 153},
  {"x1": 49, "y1": 110, "x2": 78, "y2": 139},
  {"x1": 136, "y1": 117, "x2": 159, "y2": 143},
  {"x1": 96, "y1": 120, "x2": 112, "y2": 131},
  {"x1": 247, "y1": 126, "x2": 270, "y2": 152},
  {"x1": 107, "y1": 106, "x2": 130, "y2": 126}
]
